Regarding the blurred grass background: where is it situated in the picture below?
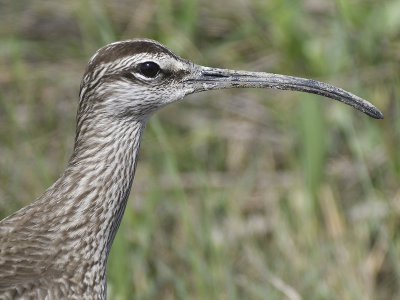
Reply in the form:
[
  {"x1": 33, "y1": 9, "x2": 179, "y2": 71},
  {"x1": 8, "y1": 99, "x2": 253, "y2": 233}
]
[{"x1": 0, "y1": 0, "x2": 399, "y2": 299}]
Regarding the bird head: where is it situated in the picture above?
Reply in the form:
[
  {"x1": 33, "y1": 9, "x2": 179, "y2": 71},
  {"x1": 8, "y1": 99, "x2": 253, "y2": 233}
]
[{"x1": 78, "y1": 38, "x2": 383, "y2": 124}]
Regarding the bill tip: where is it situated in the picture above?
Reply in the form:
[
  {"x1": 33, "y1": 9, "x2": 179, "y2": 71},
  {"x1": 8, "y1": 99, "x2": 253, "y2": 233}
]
[{"x1": 371, "y1": 109, "x2": 384, "y2": 119}]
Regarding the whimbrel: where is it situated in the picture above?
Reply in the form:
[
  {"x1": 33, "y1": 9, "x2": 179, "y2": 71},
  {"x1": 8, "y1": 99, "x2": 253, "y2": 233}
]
[{"x1": 0, "y1": 39, "x2": 383, "y2": 299}]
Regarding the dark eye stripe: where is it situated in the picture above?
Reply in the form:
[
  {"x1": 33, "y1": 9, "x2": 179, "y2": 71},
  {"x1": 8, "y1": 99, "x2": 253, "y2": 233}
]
[{"x1": 121, "y1": 71, "x2": 136, "y2": 81}]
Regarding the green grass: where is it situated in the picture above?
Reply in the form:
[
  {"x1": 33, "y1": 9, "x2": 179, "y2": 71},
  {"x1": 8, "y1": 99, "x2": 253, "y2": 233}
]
[{"x1": 0, "y1": 0, "x2": 399, "y2": 299}]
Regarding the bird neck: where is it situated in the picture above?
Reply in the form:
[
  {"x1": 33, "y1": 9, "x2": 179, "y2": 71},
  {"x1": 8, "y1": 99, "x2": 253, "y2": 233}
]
[{"x1": 48, "y1": 117, "x2": 146, "y2": 268}]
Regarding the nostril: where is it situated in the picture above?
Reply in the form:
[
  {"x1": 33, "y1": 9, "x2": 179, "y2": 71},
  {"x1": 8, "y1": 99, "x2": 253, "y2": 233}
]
[{"x1": 201, "y1": 72, "x2": 227, "y2": 78}]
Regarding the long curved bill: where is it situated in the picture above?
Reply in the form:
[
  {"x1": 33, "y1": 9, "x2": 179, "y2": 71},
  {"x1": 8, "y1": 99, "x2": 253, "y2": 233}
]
[{"x1": 183, "y1": 65, "x2": 383, "y2": 119}]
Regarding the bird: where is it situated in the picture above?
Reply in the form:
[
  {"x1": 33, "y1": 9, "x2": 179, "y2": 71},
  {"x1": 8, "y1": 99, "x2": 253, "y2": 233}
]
[{"x1": 0, "y1": 38, "x2": 383, "y2": 299}]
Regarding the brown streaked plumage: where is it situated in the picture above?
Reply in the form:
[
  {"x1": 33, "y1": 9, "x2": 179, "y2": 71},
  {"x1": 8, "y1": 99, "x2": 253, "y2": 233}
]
[{"x1": 0, "y1": 38, "x2": 383, "y2": 299}]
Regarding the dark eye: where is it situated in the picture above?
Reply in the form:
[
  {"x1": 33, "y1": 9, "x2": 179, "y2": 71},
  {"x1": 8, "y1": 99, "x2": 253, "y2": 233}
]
[{"x1": 139, "y1": 61, "x2": 160, "y2": 78}]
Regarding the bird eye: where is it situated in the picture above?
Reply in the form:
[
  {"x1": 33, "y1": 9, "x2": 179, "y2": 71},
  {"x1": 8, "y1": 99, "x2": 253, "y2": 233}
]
[{"x1": 139, "y1": 61, "x2": 160, "y2": 78}]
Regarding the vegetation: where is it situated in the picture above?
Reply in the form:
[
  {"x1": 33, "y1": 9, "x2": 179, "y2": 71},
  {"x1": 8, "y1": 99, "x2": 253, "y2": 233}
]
[{"x1": 0, "y1": 0, "x2": 398, "y2": 299}]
